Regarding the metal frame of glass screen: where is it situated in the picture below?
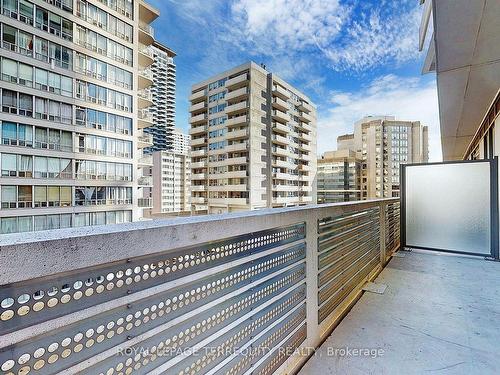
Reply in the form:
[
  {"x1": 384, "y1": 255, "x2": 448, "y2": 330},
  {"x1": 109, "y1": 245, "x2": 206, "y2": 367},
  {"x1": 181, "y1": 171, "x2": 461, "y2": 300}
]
[{"x1": 400, "y1": 158, "x2": 499, "y2": 260}]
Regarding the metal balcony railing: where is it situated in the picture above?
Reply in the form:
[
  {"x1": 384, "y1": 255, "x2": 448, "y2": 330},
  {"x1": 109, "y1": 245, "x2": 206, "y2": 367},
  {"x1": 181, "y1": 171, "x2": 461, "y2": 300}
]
[{"x1": 0, "y1": 199, "x2": 400, "y2": 375}]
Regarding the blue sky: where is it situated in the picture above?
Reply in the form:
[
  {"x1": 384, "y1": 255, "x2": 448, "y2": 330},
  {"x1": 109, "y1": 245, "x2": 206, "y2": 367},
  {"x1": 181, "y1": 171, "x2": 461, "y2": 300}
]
[{"x1": 148, "y1": 0, "x2": 442, "y2": 161}]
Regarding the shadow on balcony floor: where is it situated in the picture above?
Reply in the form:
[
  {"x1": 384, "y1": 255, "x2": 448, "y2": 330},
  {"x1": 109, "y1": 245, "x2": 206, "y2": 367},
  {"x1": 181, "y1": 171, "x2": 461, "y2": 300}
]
[{"x1": 300, "y1": 250, "x2": 500, "y2": 375}]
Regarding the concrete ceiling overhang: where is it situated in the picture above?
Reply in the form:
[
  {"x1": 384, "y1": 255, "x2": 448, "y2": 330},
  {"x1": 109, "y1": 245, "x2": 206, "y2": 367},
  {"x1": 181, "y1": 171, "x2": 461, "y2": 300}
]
[{"x1": 432, "y1": 0, "x2": 500, "y2": 160}]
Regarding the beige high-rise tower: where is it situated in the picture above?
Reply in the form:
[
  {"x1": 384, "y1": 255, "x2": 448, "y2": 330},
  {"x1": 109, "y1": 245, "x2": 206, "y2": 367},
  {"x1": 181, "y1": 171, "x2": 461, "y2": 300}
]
[
  {"x1": 350, "y1": 116, "x2": 429, "y2": 199},
  {"x1": 0, "y1": 0, "x2": 159, "y2": 233},
  {"x1": 189, "y1": 62, "x2": 317, "y2": 214}
]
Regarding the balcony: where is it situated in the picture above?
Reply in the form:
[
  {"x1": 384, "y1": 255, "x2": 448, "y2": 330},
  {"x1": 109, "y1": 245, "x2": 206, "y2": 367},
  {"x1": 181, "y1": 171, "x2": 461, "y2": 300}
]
[
  {"x1": 298, "y1": 111, "x2": 313, "y2": 123},
  {"x1": 272, "y1": 97, "x2": 289, "y2": 112},
  {"x1": 191, "y1": 160, "x2": 206, "y2": 168},
  {"x1": 226, "y1": 128, "x2": 248, "y2": 140},
  {"x1": 273, "y1": 122, "x2": 290, "y2": 134},
  {"x1": 137, "y1": 154, "x2": 153, "y2": 167},
  {"x1": 137, "y1": 175, "x2": 153, "y2": 186},
  {"x1": 191, "y1": 172, "x2": 207, "y2": 180},
  {"x1": 272, "y1": 109, "x2": 289, "y2": 124},
  {"x1": 189, "y1": 125, "x2": 207, "y2": 136},
  {"x1": 137, "y1": 133, "x2": 154, "y2": 148},
  {"x1": 298, "y1": 101, "x2": 312, "y2": 113},
  {"x1": 190, "y1": 149, "x2": 206, "y2": 157},
  {"x1": 224, "y1": 170, "x2": 248, "y2": 179},
  {"x1": 138, "y1": 22, "x2": 155, "y2": 45},
  {"x1": 137, "y1": 197, "x2": 153, "y2": 208},
  {"x1": 189, "y1": 113, "x2": 207, "y2": 125},
  {"x1": 272, "y1": 134, "x2": 289, "y2": 146},
  {"x1": 226, "y1": 101, "x2": 248, "y2": 115},
  {"x1": 137, "y1": 109, "x2": 153, "y2": 128},
  {"x1": 226, "y1": 115, "x2": 247, "y2": 128},
  {"x1": 190, "y1": 137, "x2": 207, "y2": 147},
  {"x1": 138, "y1": 68, "x2": 153, "y2": 89},
  {"x1": 189, "y1": 101, "x2": 206, "y2": 113},
  {"x1": 137, "y1": 89, "x2": 153, "y2": 108},
  {"x1": 190, "y1": 196, "x2": 206, "y2": 204},
  {"x1": 273, "y1": 84, "x2": 290, "y2": 100},
  {"x1": 225, "y1": 73, "x2": 249, "y2": 89},
  {"x1": 209, "y1": 184, "x2": 247, "y2": 192},
  {"x1": 138, "y1": 44, "x2": 154, "y2": 67},
  {"x1": 189, "y1": 89, "x2": 206, "y2": 102},
  {"x1": 208, "y1": 197, "x2": 249, "y2": 206},
  {"x1": 226, "y1": 87, "x2": 249, "y2": 101},
  {"x1": 191, "y1": 185, "x2": 206, "y2": 192},
  {"x1": 225, "y1": 142, "x2": 248, "y2": 152}
]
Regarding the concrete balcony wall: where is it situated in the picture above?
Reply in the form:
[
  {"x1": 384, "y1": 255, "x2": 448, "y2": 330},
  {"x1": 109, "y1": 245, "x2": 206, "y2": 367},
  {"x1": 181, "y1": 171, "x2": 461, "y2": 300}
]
[{"x1": 0, "y1": 199, "x2": 400, "y2": 375}]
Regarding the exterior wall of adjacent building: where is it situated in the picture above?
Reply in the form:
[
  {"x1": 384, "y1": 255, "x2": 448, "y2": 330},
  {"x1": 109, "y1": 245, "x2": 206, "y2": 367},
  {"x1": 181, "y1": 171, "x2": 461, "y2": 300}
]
[
  {"x1": 188, "y1": 62, "x2": 317, "y2": 215},
  {"x1": 317, "y1": 150, "x2": 361, "y2": 204},
  {"x1": 151, "y1": 150, "x2": 190, "y2": 215},
  {"x1": 0, "y1": 0, "x2": 158, "y2": 234},
  {"x1": 172, "y1": 127, "x2": 190, "y2": 155},
  {"x1": 347, "y1": 116, "x2": 429, "y2": 199}
]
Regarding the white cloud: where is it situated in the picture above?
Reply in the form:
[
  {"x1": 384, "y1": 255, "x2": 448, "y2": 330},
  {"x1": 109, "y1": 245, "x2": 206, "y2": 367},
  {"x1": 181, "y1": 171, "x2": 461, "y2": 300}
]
[
  {"x1": 229, "y1": 0, "x2": 420, "y2": 72},
  {"x1": 318, "y1": 75, "x2": 442, "y2": 161},
  {"x1": 231, "y1": 0, "x2": 348, "y2": 53},
  {"x1": 320, "y1": 5, "x2": 421, "y2": 71}
]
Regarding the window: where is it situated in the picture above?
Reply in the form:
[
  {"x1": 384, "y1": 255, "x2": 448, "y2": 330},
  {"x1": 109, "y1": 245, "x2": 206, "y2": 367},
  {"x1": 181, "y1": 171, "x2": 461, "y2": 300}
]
[
  {"x1": 1, "y1": 25, "x2": 16, "y2": 51},
  {"x1": 34, "y1": 186, "x2": 47, "y2": 207},
  {"x1": 35, "y1": 37, "x2": 48, "y2": 62},
  {"x1": 2, "y1": 0, "x2": 17, "y2": 18},
  {"x1": 18, "y1": 185, "x2": 32, "y2": 208},
  {"x1": 34, "y1": 156, "x2": 47, "y2": 178},
  {"x1": 1, "y1": 58, "x2": 17, "y2": 82},
  {"x1": 19, "y1": 93, "x2": 32, "y2": 117},
  {"x1": 2, "y1": 89, "x2": 17, "y2": 113},
  {"x1": 18, "y1": 63, "x2": 32, "y2": 87},
  {"x1": 37, "y1": 67, "x2": 50, "y2": 89},
  {"x1": 1, "y1": 154, "x2": 15, "y2": 176},
  {"x1": 1, "y1": 122, "x2": 17, "y2": 144},
  {"x1": 18, "y1": 155, "x2": 32, "y2": 177},
  {"x1": 18, "y1": 124, "x2": 33, "y2": 147},
  {"x1": 36, "y1": 8, "x2": 49, "y2": 32},
  {"x1": 1, "y1": 186, "x2": 16, "y2": 209},
  {"x1": 19, "y1": 0, "x2": 34, "y2": 25}
]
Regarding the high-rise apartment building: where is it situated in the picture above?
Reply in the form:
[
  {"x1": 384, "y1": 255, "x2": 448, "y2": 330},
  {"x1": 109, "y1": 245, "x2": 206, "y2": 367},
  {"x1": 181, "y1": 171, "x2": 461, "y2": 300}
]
[
  {"x1": 350, "y1": 116, "x2": 429, "y2": 199},
  {"x1": 317, "y1": 149, "x2": 361, "y2": 204},
  {"x1": 151, "y1": 150, "x2": 190, "y2": 215},
  {"x1": 172, "y1": 127, "x2": 190, "y2": 155},
  {"x1": 189, "y1": 62, "x2": 317, "y2": 214},
  {"x1": 144, "y1": 40, "x2": 176, "y2": 154},
  {"x1": 0, "y1": 0, "x2": 159, "y2": 234}
]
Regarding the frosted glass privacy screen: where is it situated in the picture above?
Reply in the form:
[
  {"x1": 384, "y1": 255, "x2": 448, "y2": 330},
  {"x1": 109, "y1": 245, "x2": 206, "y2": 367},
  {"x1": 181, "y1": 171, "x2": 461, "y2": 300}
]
[{"x1": 405, "y1": 162, "x2": 491, "y2": 254}]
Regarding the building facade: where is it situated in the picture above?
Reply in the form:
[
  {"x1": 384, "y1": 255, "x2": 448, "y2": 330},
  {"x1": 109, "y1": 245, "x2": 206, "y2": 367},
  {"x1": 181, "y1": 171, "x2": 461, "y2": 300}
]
[
  {"x1": 151, "y1": 150, "x2": 190, "y2": 215},
  {"x1": 0, "y1": 0, "x2": 158, "y2": 234},
  {"x1": 172, "y1": 127, "x2": 190, "y2": 155},
  {"x1": 317, "y1": 150, "x2": 361, "y2": 204},
  {"x1": 144, "y1": 40, "x2": 176, "y2": 154},
  {"x1": 189, "y1": 62, "x2": 317, "y2": 215},
  {"x1": 352, "y1": 116, "x2": 429, "y2": 199}
]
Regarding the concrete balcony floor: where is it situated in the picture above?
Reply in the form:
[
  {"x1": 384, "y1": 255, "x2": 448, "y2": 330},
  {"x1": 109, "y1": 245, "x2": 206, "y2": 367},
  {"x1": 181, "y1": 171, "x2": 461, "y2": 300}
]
[{"x1": 300, "y1": 250, "x2": 500, "y2": 375}]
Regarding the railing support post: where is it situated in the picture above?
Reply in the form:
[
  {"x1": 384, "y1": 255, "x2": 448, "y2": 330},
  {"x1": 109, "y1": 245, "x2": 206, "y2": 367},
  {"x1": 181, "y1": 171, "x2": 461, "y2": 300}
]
[{"x1": 380, "y1": 201, "x2": 387, "y2": 265}]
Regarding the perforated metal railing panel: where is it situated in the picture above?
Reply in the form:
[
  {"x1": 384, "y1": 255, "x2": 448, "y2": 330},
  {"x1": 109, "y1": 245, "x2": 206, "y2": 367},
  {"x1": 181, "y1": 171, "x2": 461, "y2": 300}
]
[
  {"x1": 385, "y1": 202, "x2": 401, "y2": 259},
  {"x1": 0, "y1": 199, "x2": 400, "y2": 375},
  {"x1": 317, "y1": 207, "x2": 381, "y2": 323}
]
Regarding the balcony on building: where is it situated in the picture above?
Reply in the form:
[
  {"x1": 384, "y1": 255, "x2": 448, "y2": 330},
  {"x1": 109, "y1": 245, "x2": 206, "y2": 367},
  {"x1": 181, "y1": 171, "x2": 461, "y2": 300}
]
[
  {"x1": 138, "y1": 44, "x2": 154, "y2": 67},
  {"x1": 272, "y1": 109, "x2": 289, "y2": 124},
  {"x1": 225, "y1": 101, "x2": 248, "y2": 115},
  {"x1": 137, "y1": 109, "x2": 154, "y2": 129},
  {"x1": 272, "y1": 84, "x2": 290, "y2": 100},
  {"x1": 190, "y1": 137, "x2": 207, "y2": 147},
  {"x1": 138, "y1": 68, "x2": 154, "y2": 89},
  {"x1": 225, "y1": 73, "x2": 249, "y2": 89},
  {"x1": 226, "y1": 129, "x2": 248, "y2": 141},
  {"x1": 226, "y1": 115, "x2": 248, "y2": 128},
  {"x1": 137, "y1": 154, "x2": 154, "y2": 167},
  {"x1": 189, "y1": 113, "x2": 207, "y2": 125},
  {"x1": 226, "y1": 87, "x2": 249, "y2": 101},
  {"x1": 137, "y1": 197, "x2": 153, "y2": 208},
  {"x1": 137, "y1": 89, "x2": 153, "y2": 108},
  {"x1": 191, "y1": 172, "x2": 207, "y2": 180},
  {"x1": 189, "y1": 125, "x2": 207, "y2": 136},
  {"x1": 272, "y1": 97, "x2": 289, "y2": 112},
  {"x1": 137, "y1": 132, "x2": 154, "y2": 148},
  {"x1": 189, "y1": 89, "x2": 207, "y2": 103},
  {"x1": 189, "y1": 101, "x2": 206, "y2": 114},
  {"x1": 137, "y1": 175, "x2": 153, "y2": 187}
]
